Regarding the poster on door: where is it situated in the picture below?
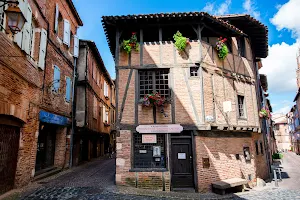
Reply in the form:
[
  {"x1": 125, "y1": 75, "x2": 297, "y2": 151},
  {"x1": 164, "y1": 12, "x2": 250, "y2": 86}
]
[
  {"x1": 142, "y1": 134, "x2": 157, "y2": 143},
  {"x1": 178, "y1": 153, "x2": 186, "y2": 159}
]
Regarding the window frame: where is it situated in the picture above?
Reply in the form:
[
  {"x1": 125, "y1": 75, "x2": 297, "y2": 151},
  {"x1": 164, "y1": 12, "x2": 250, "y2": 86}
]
[
  {"x1": 133, "y1": 133, "x2": 167, "y2": 169},
  {"x1": 260, "y1": 141, "x2": 264, "y2": 155},
  {"x1": 237, "y1": 95, "x2": 246, "y2": 119},
  {"x1": 190, "y1": 66, "x2": 199, "y2": 77},
  {"x1": 138, "y1": 69, "x2": 170, "y2": 100},
  {"x1": 237, "y1": 37, "x2": 246, "y2": 57}
]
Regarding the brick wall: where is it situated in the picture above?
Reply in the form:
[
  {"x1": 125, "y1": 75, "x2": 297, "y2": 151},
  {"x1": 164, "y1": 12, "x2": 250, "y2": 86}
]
[
  {"x1": 115, "y1": 130, "x2": 170, "y2": 191},
  {"x1": 195, "y1": 132, "x2": 268, "y2": 192},
  {"x1": 118, "y1": 39, "x2": 260, "y2": 128}
]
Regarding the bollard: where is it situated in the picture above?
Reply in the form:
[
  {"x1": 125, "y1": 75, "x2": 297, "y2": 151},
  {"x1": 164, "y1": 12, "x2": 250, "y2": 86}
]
[
  {"x1": 278, "y1": 168, "x2": 282, "y2": 182},
  {"x1": 274, "y1": 169, "x2": 279, "y2": 187}
]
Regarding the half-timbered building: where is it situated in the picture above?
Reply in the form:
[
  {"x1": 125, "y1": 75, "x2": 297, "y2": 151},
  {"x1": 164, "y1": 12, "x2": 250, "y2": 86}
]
[{"x1": 102, "y1": 12, "x2": 269, "y2": 192}]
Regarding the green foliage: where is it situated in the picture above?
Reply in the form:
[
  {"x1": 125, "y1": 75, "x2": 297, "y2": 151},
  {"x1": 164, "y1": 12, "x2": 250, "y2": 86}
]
[
  {"x1": 218, "y1": 45, "x2": 228, "y2": 60},
  {"x1": 173, "y1": 31, "x2": 188, "y2": 51},
  {"x1": 120, "y1": 32, "x2": 139, "y2": 54},
  {"x1": 272, "y1": 153, "x2": 283, "y2": 159}
]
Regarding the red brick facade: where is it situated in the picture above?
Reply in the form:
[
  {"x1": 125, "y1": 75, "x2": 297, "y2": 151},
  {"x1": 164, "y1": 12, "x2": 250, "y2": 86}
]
[{"x1": 0, "y1": 0, "x2": 82, "y2": 193}]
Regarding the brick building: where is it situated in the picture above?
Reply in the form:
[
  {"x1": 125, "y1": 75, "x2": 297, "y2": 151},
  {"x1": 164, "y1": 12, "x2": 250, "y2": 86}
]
[
  {"x1": 0, "y1": 0, "x2": 82, "y2": 194},
  {"x1": 102, "y1": 12, "x2": 269, "y2": 192},
  {"x1": 74, "y1": 40, "x2": 116, "y2": 165},
  {"x1": 273, "y1": 114, "x2": 291, "y2": 151}
]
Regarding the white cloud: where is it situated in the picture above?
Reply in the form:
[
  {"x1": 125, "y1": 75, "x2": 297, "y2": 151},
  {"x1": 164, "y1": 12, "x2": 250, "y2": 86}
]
[
  {"x1": 216, "y1": 0, "x2": 231, "y2": 15},
  {"x1": 203, "y1": 2, "x2": 215, "y2": 13},
  {"x1": 270, "y1": 0, "x2": 300, "y2": 39},
  {"x1": 202, "y1": 0, "x2": 231, "y2": 15},
  {"x1": 273, "y1": 100, "x2": 294, "y2": 114},
  {"x1": 260, "y1": 42, "x2": 298, "y2": 93},
  {"x1": 243, "y1": 0, "x2": 260, "y2": 19}
]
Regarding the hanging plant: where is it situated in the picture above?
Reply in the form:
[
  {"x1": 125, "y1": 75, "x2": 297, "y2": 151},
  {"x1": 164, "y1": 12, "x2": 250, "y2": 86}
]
[
  {"x1": 139, "y1": 92, "x2": 168, "y2": 117},
  {"x1": 173, "y1": 31, "x2": 189, "y2": 51},
  {"x1": 216, "y1": 37, "x2": 229, "y2": 60},
  {"x1": 259, "y1": 108, "x2": 271, "y2": 119},
  {"x1": 120, "y1": 32, "x2": 139, "y2": 54}
]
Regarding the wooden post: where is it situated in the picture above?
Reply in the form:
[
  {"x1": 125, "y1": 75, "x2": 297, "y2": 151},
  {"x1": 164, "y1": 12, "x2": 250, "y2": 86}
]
[
  {"x1": 198, "y1": 25, "x2": 205, "y2": 124},
  {"x1": 115, "y1": 28, "x2": 120, "y2": 129}
]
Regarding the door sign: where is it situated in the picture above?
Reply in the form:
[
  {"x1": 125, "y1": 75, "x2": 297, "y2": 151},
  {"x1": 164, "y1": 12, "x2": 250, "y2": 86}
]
[{"x1": 178, "y1": 153, "x2": 186, "y2": 159}]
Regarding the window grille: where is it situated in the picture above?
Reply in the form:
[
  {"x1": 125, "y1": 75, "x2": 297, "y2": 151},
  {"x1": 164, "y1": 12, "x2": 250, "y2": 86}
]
[
  {"x1": 139, "y1": 69, "x2": 169, "y2": 99},
  {"x1": 133, "y1": 133, "x2": 166, "y2": 168},
  {"x1": 190, "y1": 67, "x2": 199, "y2": 77},
  {"x1": 238, "y1": 95, "x2": 245, "y2": 118}
]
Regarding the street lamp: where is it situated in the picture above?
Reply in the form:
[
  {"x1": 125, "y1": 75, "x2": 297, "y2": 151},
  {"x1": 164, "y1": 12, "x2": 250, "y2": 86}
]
[{"x1": 0, "y1": 0, "x2": 26, "y2": 34}]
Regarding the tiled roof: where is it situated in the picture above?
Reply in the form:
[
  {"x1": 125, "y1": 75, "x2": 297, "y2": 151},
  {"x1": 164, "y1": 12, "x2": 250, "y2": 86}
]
[{"x1": 101, "y1": 12, "x2": 248, "y2": 57}]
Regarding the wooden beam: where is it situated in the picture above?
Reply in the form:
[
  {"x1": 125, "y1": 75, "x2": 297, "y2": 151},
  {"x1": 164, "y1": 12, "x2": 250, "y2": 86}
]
[
  {"x1": 140, "y1": 29, "x2": 144, "y2": 66},
  {"x1": 182, "y1": 67, "x2": 201, "y2": 125},
  {"x1": 159, "y1": 28, "x2": 163, "y2": 66},
  {"x1": 198, "y1": 25, "x2": 205, "y2": 124},
  {"x1": 119, "y1": 69, "x2": 134, "y2": 123},
  {"x1": 135, "y1": 69, "x2": 139, "y2": 126}
]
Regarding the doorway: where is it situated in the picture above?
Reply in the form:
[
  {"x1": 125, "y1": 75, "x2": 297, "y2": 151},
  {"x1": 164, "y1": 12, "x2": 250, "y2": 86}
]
[
  {"x1": 35, "y1": 123, "x2": 56, "y2": 172},
  {"x1": 171, "y1": 136, "x2": 194, "y2": 189},
  {"x1": 0, "y1": 124, "x2": 20, "y2": 194}
]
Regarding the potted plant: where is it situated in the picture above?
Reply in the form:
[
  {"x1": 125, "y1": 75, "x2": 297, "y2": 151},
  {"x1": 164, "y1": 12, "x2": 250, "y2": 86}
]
[
  {"x1": 120, "y1": 32, "x2": 139, "y2": 54},
  {"x1": 259, "y1": 107, "x2": 271, "y2": 119},
  {"x1": 173, "y1": 31, "x2": 189, "y2": 52},
  {"x1": 139, "y1": 92, "x2": 168, "y2": 117},
  {"x1": 216, "y1": 37, "x2": 228, "y2": 60}
]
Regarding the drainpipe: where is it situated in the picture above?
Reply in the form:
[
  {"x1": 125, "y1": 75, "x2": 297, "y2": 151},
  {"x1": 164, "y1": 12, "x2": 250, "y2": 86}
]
[{"x1": 69, "y1": 57, "x2": 77, "y2": 168}]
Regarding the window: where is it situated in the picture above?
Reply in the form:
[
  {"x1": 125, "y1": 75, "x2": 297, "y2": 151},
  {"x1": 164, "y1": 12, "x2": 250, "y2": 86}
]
[
  {"x1": 139, "y1": 69, "x2": 169, "y2": 99},
  {"x1": 103, "y1": 106, "x2": 109, "y2": 123},
  {"x1": 65, "y1": 77, "x2": 72, "y2": 102},
  {"x1": 238, "y1": 37, "x2": 246, "y2": 57},
  {"x1": 190, "y1": 67, "x2": 199, "y2": 77},
  {"x1": 93, "y1": 96, "x2": 97, "y2": 119},
  {"x1": 225, "y1": 39, "x2": 232, "y2": 53},
  {"x1": 29, "y1": 21, "x2": 36, "y2": 59},
  {"x1": 92, "y1": 62, "x2": 96, "y2": 80},
  {"x1": 133, "y1": 133, "x2": 166, "y2": 168},
  {"x1": 238, "y1": 95, "x2": 245, "y2": 118},
  {"x1": 53, "y1": 66, "x2": 60, "y2": 93},
  {"x1": 96, "y1": 72, "x2": 100, "y2": 85},
  {"x1": 255, "y1": 141, "x2": 259, "y2": 155},
  {"x1": 275, "y1": 124, "x2": 279, "y2": 130},
  {"x1": 260, "y1": 141, "x2": 264, "y2": 155},
  {"x1": 104, "y1": 81, "x2": 109, "y2": 97}
]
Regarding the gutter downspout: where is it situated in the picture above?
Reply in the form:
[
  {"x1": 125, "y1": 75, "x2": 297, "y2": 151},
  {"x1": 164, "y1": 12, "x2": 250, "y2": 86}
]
[{"x1": 69, "y1": 57, "x2": 77, "y2": 168}]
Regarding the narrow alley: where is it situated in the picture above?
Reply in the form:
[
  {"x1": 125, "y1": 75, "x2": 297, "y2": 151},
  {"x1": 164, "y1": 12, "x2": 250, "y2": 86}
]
[{"x1": 12, "y1": 152, "x2": 300, "y2": 200}]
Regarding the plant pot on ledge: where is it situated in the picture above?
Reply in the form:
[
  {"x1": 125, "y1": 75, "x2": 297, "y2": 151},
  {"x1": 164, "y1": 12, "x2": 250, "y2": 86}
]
[{"x1": 104, "y1": 121, "x2": 110, "y2": 127}]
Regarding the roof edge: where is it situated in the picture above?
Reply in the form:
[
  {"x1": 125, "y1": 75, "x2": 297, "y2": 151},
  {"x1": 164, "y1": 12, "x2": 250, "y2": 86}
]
[{"x1": 66, "y1": 0, "x2": 83, "y2": 26}]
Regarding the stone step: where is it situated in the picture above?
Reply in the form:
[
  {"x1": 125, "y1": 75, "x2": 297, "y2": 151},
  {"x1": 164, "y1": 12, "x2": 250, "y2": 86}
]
[{"x1": 34, "y1": 168, "x2": 62, "y2": 182}]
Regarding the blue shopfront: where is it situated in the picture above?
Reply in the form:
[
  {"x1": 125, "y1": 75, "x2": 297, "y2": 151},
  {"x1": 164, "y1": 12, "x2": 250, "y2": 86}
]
[{"x1": 36, "y1": 111, "x2": 70, "y2": 173}]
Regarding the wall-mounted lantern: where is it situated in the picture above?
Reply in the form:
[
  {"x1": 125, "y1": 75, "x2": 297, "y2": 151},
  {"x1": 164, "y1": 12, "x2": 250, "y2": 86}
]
[{"x1": 1, "y1": 0, "x2": 26, "y2": 34}]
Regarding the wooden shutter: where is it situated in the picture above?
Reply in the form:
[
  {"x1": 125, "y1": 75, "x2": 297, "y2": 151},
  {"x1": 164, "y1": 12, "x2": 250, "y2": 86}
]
[
  {"x1": 53, "y1": 66, "x2": 60, "y2": 92},
  {"x1": 54, "y1": 3, "x2": 59, "y2": 33},
  {"x1": 63, "y1": 19, "x2": 70, "y2": 46},
  {"x1": 65, "y1": 77, "x2": 71, "y2": 102},
  {"x1": 13, "y1": 0, "x2": 27, "y2": 47},
  {"x1": 93, "y1": 96, "x2": 97, "y2": 119},
  {"x1": 104, "y1": 82, "x2": 107, "y2": 97},
  {"x1": 73, "y1": 35, "x2": 79, "y2": 57},
  {"x1": 38, "y1": 28, "x2": 47, "y2": 70},
  {"x1": 103, "y1": 106, "x2": 106, "y2": 122},
  {"x1": 22, "y1": 3, "x2": 32, "y2": 54}
]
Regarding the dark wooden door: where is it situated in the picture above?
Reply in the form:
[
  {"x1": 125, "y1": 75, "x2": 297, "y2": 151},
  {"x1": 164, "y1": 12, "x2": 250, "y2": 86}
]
[
  {"x1": 171, "y1": 138, "x2": 194, "y2": 189},
  {"x1": 0, "y1": 124, "x2": 20, "y2": 194}
]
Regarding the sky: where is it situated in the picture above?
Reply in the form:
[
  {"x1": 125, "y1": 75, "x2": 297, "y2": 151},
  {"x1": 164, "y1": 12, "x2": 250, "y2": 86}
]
[{"x1": 73, "y1": 0, "x2": 299, "y2": 115}]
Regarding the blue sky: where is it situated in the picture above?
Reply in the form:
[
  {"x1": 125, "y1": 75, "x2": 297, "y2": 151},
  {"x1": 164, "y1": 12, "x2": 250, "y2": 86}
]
[{"x1": 73, "y1": 0, "x2": 299, "y2": 114}]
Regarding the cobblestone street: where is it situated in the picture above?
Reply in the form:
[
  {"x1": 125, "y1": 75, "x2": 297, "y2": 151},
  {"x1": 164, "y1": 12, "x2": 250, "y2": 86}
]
[{"x1": 16, "y1": 153, "x2": 300, "y2": 200}]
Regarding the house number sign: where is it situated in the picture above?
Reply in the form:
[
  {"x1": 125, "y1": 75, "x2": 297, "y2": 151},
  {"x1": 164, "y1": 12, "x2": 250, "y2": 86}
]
[{"x1": 136, "y1": 124, "x2": 183, "y2": 134}]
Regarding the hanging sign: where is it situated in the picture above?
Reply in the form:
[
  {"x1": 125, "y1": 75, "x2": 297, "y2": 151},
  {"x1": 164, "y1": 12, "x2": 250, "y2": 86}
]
[{"x1": 136, "y1": 124, "x2": 183, "y2": 134}]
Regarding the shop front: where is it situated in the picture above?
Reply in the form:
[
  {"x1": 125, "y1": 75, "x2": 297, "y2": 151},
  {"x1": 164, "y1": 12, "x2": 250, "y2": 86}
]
[{"x1": 36, "y1": 111, "x2": 70, "y2": 174}]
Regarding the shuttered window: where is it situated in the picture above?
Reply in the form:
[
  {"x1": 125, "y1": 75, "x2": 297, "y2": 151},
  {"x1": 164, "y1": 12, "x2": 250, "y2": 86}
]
[
  {"x1": 93, "y1": 96, "x2": 97, "y2": 119},
  {"x1": 73, "y1": 35, "x2": 79, "y2": 57},
  {"x1": 104, "y1": 81, "x2": 109, "y2": 97},
  {"x1": 65, "y1": 77, "x2": 71, "y2": 102},
  {"x1": 238, "y1": 95, "x2": 245, "y2": 118},
  {"x1": 38, "y1": 29, "x2": 47, "y2": 70},
  {"x1": 54, "y1": 3, "x2": 59, "y2": 33},
  {"x1": 63, "y1": 19, "x2": 70, "y2": 46},
  {"x1": 53, "y1": 66, "x2": 60, "y2": 93},
  {"x1": 22, "y1": 3, "x2": 32, "y2": 54}
]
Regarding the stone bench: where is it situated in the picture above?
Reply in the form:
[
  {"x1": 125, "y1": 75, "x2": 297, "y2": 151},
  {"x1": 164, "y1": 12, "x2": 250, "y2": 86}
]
[{"x1": 212, "y1": 178, "x2": 248, "y2": 195}]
